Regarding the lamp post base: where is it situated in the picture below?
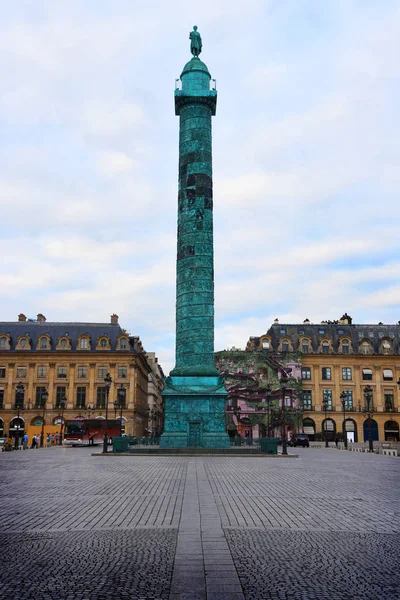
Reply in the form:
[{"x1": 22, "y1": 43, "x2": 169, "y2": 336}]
[{"x1": 102, "y1": 435, "x2": 108, "y2": 454}]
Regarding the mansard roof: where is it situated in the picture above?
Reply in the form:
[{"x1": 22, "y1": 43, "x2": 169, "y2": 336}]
[
  {"x1": 0, "y1": 321, "x2": 135, "y2": 352},
  {"x1": 250, "y1": 321, "x2": 400, "y2": 354}
]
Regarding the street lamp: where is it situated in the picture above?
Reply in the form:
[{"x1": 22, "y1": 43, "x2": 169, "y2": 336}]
[
  {"x1": 340, "y1": 390, "x2": 348, "y2": 450},
  {"x1": 59, "y1": 396, "x2": 67, "y2": 445},
  {"x1": 322, "y1": 391, "x2": 329, "y2": 448},
  {"x1": 40, "y1": 389, "x2": 48, "y2": 448},
  {"x1": 363, "y1": 385, "x2": 374, "y2": 453},
  {"x1": 14, "y1": 382, "x2": 25, "y2": 450},
  {"x1": 265, "y1": 384, "x2": 272, "y2": 438},
  {"x1": 280, "y1": 373, "x2": 288, "y2": 455},
  {"x1": 102, "y1": 372, "x2": 112, "y2": 453},
  {"x1": 117, "y1": 384, "x2": 125, "y2": 437}
]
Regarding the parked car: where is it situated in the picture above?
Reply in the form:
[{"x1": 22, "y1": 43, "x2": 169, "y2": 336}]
[{"x1": 289, "y1": 434, "x2": 310, "y2": 448}]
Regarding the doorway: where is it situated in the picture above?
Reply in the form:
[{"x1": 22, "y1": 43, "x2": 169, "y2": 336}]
[{"x1": 188, "y1": 422, "x2": 202, "y2": 447}]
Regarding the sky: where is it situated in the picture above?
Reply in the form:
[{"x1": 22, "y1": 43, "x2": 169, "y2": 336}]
[{"x1": 1, "y1": 0, "x2": 399, "y2": 373}]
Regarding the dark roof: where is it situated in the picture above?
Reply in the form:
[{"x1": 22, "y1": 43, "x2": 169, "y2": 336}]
[
  {"x1": 260, "y1": 322, "x2": 400, "y2": 354},
  {"x1": 0, "y1": 321, "x2": 136, "y2": 352}
]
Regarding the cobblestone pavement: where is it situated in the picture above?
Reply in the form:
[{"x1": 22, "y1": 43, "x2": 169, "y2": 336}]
[{"x1": 0, "y1": 447, "x2": 399, "y2": 599}]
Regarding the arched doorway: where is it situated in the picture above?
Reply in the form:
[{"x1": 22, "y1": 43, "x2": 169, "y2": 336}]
[
  {"x1": 384, "y1": 420, "x2": 399, "y2": 442},
  {"x1": 344, "y1": 418, "x2": 358, "y2": 443},
  {"x1": 0, "y1": 418, "x2": 4, "y2": 437},
  {"x1": 9, "y1": 417, "x2": 25, "y2": 442},
  {"x1": 302, "y1": 418, "x2": 316, "y2": 441},
  {"x1": 363, "y1": 418, "x2": 378, "y2": 442},
  {"x1": 322, "y1": 418, "x2": 336, "y2": 442}
]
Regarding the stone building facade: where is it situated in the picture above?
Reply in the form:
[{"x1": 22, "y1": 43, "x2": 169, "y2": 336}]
[
  {"x1": 0, "y1": 313, "x2": 157, "y2": 443},
  {"x1": 246, "y1": 314, "x2": 400, "y2": 442}
]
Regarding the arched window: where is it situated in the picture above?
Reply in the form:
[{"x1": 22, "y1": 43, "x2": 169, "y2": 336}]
[
  {"x1": 79, "y1": 337, "x2": 89, "y2": 350},
  {"x1": 302, "y1": 418, "x2": 315, "y2": 441},
  {"x1": 380, "y1": 339, "x2": 392, "y2": 355},
  {"x1": 120, "y1": 338, "x2": 128, "y2": 349},
  {"x1": 384, "y1": 420, "x2": 399, "y2": 442},
  {"x1": 322, "y1": 341, "x2": 329, "y2": 354},
  {"x1": 40, "y1": 337, "x2": 49, "y2": 349},
  {"x1": 341, "y1": 340, "x2": 350, "y2": 354},
  {"x1": 301, "y1": 339, "x2": 310, "y2": 353},
  {"x1": 359, "y1": 341, "x2": 372, "y2": 355},
  {"x1": 0, "y1": 337, "x2": 7, "y2": 348}
]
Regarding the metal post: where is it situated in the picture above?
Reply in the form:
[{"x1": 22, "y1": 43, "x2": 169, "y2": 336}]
[
  {"x1": 118, "y1": 384, "x2": 125, "y2": 437},
  {"x1": 59, "y1": 397, "x2": 66, "y2": 445},
  {"x1": 340, "y1": 390, "x2": 348, "y2": 450},
  {"x1": 322, "y1": 392, "x2": 328, "y2": 448},
  {"x1": 14, "y1": 406, "x2": 20, "y2": 450},
  {"x1": 40, "y1": 390, "x2": 48, "y2": 448},
  {"x1": 363, "y1": 385, "x2": 374, "y2": 453},
  {"x1": 103, "y1": 373, "x2": 112, "y2": 453},
  {"x1": 280, "y1": 375, "x2": 288, "y2": 455}
]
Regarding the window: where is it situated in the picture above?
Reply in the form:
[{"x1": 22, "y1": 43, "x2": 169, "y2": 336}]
[
  {"x1": 15, "y1": 387, "x2": 25, "y2": 408},
  {"x1": 79, "y1": 338, "x2": 89, "y2": 349},
  {"x1": 319, "y1": 329, "x2": 325, "y2": 335},
  {"x1": 37, "y1": 365, "x2": 47, "y2": 379},
  {"x1": 302, "y1": 390, "x2": 312, "y2": 410},
  {"x1": 358, "y1": 331, "x2": 364, "y2": 339},
  {"x1": 383, "y1": 369, "x2": 393, "y2": 381},
  {"x1": 362, "y1": 368, "x2": 373, "y2": 381},
  {"x1": 384, "y1": 392, "x2": 394, "y2": 412},
  {"x1": 118, "y1": 366, "x2": 128, "y2": 379},
  {"x1": 322, "y1": 390, "x2": 333, "y2": 410},
  {"x1": 16, "y1": 366, "x2": 27, "y2": 378},
  {"x1": 282, "y1": 341, "x2": 289, "y2": 352},
  {"x1": 342, "y1": 340, "x2": 350, "y2": 354},
  {"x1": 0, "y1": 389, "x2": 4, "y2": 409},
  {"x1": 369, "y1": 331, "x2": 374, "y2": 338},
  {"x1": 20, "y1": 338, "x2": 27, "y2": 348},
  {"x1": 321, "y1": 341, "x2": 329, "y2": 354},
  {"x1": 0, "y1": 337, "x2": 7, "y2": 348},
  {"x1": 77, "y1": 366, "x2": 88, "y2": 379},
  {"x1": 120, "y1": 338, "x2": 128, "y2": 349},
  {"x1": 338, "y1": 329, "x2": 344, "y2": 335},
  {"x1": 360, "y1": 341, "x2": 372, "y2": 355},
  {"x1": 76, "y1": 387, "x2": 86, "y2": 408},
  {"x1": 40, "y1": 337, "x2": 48, "y2": 349},
  {"x1": 35, "y1": 386, "x2": 47, "y2": 408},
  {"x1": 117, "y1": 387, "x2": 127, "y2": 409},
  {"x1": 343, "y1": 390, "x2": 353, "y2": 410},
  {"x1": 56, "y1": 386, "x2": 67, "y2": 408},
  {"x1": 342, "y1": 368, "x2": 352, "y2": 381},
  {"x1": 100, "y1": 338, "x2": 107, "y2": 347},
  {"x1": 381, "y1": 340, "x2": 392, "y2": 355},
  {"x1": 96, "y1": 387, "x2": 106, "y2": 409},
  {"x1": 322, "y1": 367, "x2": 331, "y2": 380},
  {"x1": 60, "y1": 338, "x2": 68, "y2": 348},
  {"x1": 261, "y1": 339, "x2": 270, "y2": 349},
  {"x1": 57, "y1": 365, "x2": 67, "y2": 378},
  {"x1": 0, "y1": 367, "x2": 5, "y2": 378},
  {"x1": 299, "y1": 329, "x2": 305, "y2": 335},
  {"x1": 284, "y1": 395, "x2": 292, "y2": 407},
  {"x1": 301, "y1": 367, "x2": 311, "y2": 380},
  {"x1": 301, "y1": 340, "x2": 309, "y2": 353},
  {"x1": 280, "y1": 329, "x2": 286, "y2": 334},
  {"x1": 98, "y1": 366, "x2": 108, "y2": 380}
]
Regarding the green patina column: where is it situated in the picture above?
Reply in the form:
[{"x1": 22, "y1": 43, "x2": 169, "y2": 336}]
[{"x1": 160, "y1": 27, "x2": 230, "y2": 448}]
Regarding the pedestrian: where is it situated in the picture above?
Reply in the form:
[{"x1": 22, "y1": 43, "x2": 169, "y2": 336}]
[
  {"x1": 55, "y1": 432, "x2": 60, "y2": 445},
  {"x1": 50, "y1": 434, "x2": 55, "y2": 446},
  {"x1": 31, "y1": 435, "x2": 37, "y2": 449},
  {"x1": 335, "y1": 435, "x2": 339, "y2": 448},
  {"x1": 23, "y1": 433, "x2": 29, "y2": 450},
  {"x1": 46, "y1": 433, "x2": 51, "y2": 448}
]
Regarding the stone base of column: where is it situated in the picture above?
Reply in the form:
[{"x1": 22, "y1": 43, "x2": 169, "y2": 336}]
[{"x1": 160, "y1": 376, "x2": 231, "y2": 449}]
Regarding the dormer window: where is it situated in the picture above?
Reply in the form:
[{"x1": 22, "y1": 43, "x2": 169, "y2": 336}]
[
  {"x1": 0, "y1": 337, "x2": 7, "y2": 348},
  {"x1": 20, "y1": 338, "x2": 27, "y2": 348},
  {"x1": 380, "y1": 340, "x2": 392, "y2": 355},
  {"x1": 61, "y1": 339, "x2": 67, "y2": 348},
  {"x1": 282, "y1": 341, "x2": 289, "y2": 352},
  {"x1": 322, "y1": 341, "x2": 329, "y2": 354},
  {"x1": 359, "y1": 341, "x2": 372, "y2": 355},
  {"x1": 261, "y1": 338, "x2": 270, "y2": 349},
  {"x1": 40, "y1": 338, "x2": 48, "y2": 348},
  {"x1": 120, "y1": 338, "x2": 127, "y2": 349},
  {"x1": 301, "y1": 340, "x2": 310, "y2": 353},
  {"x1": 100, "y1": 339, "x2": 107, "y2": 347},
  {"x1": 78, "y1": 337, "x2": 90, "y2": 350},
  {"x1": 341, "y1": 340, "x2": 350, "y2": 354}
]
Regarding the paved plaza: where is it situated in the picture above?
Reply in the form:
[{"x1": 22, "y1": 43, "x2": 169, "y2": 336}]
[{"x1": 0, "y1": 448, "x2": 399, "y2": 600}]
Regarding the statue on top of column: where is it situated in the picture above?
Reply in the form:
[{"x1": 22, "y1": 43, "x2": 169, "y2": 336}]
[{"x1": 189, "y1": 26, "x2": 202, "y2": 57}]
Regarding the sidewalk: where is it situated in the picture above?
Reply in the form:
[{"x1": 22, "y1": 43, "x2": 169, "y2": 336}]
[{"x1": 0, "y1": 448, "x2": 399, "y2": 599}]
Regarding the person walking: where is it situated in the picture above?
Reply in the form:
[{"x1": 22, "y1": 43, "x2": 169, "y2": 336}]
[
  {"x1": 23, "y1": 433, "x2": 29, "y2": 450},
  {"x1": 46, "y1": 433, "x2": 51, "y2": 448},
  {"x1": 335, "y1": 435, "x2": 339, "y2": 448},
  {"x1": 31, "y1": 435, "x2": 37, "y2": 449},
  {"x1": 55, "y1": 431, "x2": 60, "y2": 445}
]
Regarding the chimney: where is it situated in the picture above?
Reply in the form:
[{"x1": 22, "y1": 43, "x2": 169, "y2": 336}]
[
  {"x1": 18, "y1": 313, "x2": 27, "y2": 322},
  {"x1": 37, "y1": 313, "x2": 46, "y2": 323},
  {"x1": 111, "y1": 314, "x2": 119, "y2": 325}
]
